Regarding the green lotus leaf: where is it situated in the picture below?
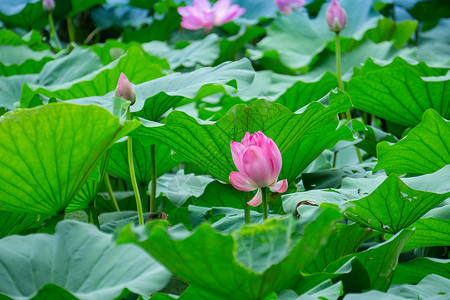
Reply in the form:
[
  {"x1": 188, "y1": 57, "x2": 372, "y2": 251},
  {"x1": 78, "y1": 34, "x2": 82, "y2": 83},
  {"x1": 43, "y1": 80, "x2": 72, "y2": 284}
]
[
  {"x1": 0, "y1": 103, "x2": 140, "y2": 215},
  {"x1": 132, "y1": 91, "x2": 352, "y2": 183},
  {"x1": 118, "y1": 209, "x2": 342, "y2": 300},
  {"x1": 375, "y1": 109, "x2": 450, "y2": 175},
  {"x1": 0, "y1": 220, "x2": 171, "y2": 300}
]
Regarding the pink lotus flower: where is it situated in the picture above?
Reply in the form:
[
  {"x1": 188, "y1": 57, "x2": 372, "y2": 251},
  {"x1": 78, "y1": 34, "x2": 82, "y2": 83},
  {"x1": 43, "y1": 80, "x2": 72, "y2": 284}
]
[
  {"x1": 326, "y1": 0, "x2": 347, "y2": 33},
  {"x1": 275, "y1": 0, "x2": 305, "y2": 14},
  {"x1": 115, "y1": 73, "x2": 136, "y2": 104},
  {"x1": 229, "y1": 131, "x2": 288, "y2": 207},
  {"x1": 42, "y1": 0, "x2": 55, "y2": 13},
  {"x1": 178, "y1": 0, "x2": 245, "y2": 31}
]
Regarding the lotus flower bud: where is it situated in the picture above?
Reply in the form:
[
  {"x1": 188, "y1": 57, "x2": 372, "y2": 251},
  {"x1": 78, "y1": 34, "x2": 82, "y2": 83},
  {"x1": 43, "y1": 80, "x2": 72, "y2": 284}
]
[
  {"x1": 326, "y1": 0, "x2": 347, "y2": 33},
  {"x1": 42, "y1": 0, "x2": 55, "y2": 13},
  {"x1": 229, "y1": 131, "x2": 288, "y2": 207},
  {"x1": 115, "y1": 73, "x2": 136, "y2": 105},
  {"x1": 275, "y1": 0, "x2": 305, "y2": 15}
]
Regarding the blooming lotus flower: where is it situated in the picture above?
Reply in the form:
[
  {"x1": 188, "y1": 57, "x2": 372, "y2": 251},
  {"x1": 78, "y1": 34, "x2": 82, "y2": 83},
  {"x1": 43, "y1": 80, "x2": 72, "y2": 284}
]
[
  {"x1": 229, "y1": 131, "x2": 288, "y2": 207},
  {"x1": 275, "y1": 0, "x2": 305, "y2": 14},
  {"x1": 178, "y1": 0, "x2": 245, "y2": 31},
  {"x1": 42, "y1": 0, "x2": 55, "y2": 13},
  {"x1": 326, "y1": 0, "x2": 347, "y2": 33},
  {"x1": 115, "y1": 73, "x2": 136, "y2": 105}
]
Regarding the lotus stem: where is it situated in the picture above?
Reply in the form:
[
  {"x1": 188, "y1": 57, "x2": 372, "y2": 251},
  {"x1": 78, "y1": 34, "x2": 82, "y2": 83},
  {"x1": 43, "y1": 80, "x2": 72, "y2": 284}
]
[
  {"x1": 89, "y1": 204, "x2": 100, "y2": 229},
  {"x1": 150, "y1": 144, "x2": 157, "y2": 213},
  {"x1": 48, "y1": 12, "x2": 61, "y2": 49},
  {"x1": 244, "y1": 193, "x2": 251, "y2": 224},
  {"x1": 261, "y1": 187, "x2": 268, "y2": 221},
  {"x1": 104, "y1": 172, "x2": 120, "y2": 212},
  {"x1": 127, "y1": 108, "x2": 144, "y2": 225}
]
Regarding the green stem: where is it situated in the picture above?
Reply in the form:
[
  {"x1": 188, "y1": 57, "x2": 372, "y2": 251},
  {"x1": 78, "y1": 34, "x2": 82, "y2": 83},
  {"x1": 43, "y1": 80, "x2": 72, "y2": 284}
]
[
  {"x1": 83, "y1": 27, "x2": 101, "y2": 45},
  {"x1": 335, "y1": 33, "x2": 352, "y2": 121},
  {"x1": 127, "y1": 108, "x2": 144, "y2": 225},
  {"x1": 89, "y1": 204, "x2": 100, "y2": 229},
  {"x1": 356, "y1": 146, "x2": 363, "y2": 163},
  {"x1": 244, "y1": 193, "x2": 250, "y2": 224},
  {"x1": 150, "y1": 144, "x2": 157, "y2": 213},
  {"x1": 165, "y1": 0, "x2": 171, "y2": 41},
  {"x1": 335, "y1": 33, "x2": 344, "y2": 91},
  {"x1": 48, "y1": 12, "x2": 61, "y2": 49},
  {"x1": 67, "y1": 17, "x2": 75, "y2": 44},
  {"x1": 104, "y1": 172, "x2": 120, "y2": 212},
  {"x1": 261, "y1": 187, "x2": 268, "y2": 221}
]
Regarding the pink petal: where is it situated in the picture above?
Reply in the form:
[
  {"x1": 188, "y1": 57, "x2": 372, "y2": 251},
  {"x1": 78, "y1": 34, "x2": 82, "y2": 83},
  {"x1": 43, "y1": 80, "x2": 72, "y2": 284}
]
[
  {"x1": 229, "y1": 172, "x2": 257, "y2": 192},
  {"x1": 193, "y1": 0, "x2": 211, "y2": 10},
  {"x1": 270, "y1": 179, "x2": 288, "y2": 193},
  {"x1": 212, "y1": 0, "x2": 231, "y2": 11},
  {"x1": 203, "y1": 10, "x2": 216, "y2": 30},
  {"x1": 242, "y1": 145, "x2": 273, "y2": 187},
  {"x1": 230, "y1": 141, "x2": 247, "y2": 174},
  {"x1": 266, "y1": 139, "x2": 283, "y2": 182},
  {"x1": 240, "y1": 132, "x2": 252, "y2": 146},
  {"x1": 247, "y1": 188, "x2": 262, "y2": 207},
  {"x1": 180, "y1": 17, "x2": 205, "y2": 30}
]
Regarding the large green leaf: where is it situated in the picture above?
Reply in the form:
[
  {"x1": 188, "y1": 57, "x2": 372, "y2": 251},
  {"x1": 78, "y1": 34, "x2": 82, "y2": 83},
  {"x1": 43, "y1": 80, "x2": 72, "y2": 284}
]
[
  {"x1": 274, "y1": 72, "x2": 338, "y2": 112},
  {"x1": 118, "y1": 209, "x2": 342, "y2": 300},
  {"x1": 331, "y1": 229, "x2": 413, "y2": 291},
  {"x1": 295, "y1": 257, "x2": 371, "y2": 296},
  {"x1": 69, "y1": 58, "x2": 254, "y2": 121},
  {"x1": 0, "y1": 29, "x2": 49, "y2": 50},
  {"x1": 375, "y1": 109, "x2": 450, "y2": 175},
  {"x1": 0, "y1": 74, "x2": 39, "y2": 110},
  {"x1": 303, "y1": 223, "x2": 373, "y2": 273},
  {"x1": 400, "y1": 218, "x2": 450, "y2": 251},
  {"x1": 35, "y1": 47, "x2": 103, "y2": 86},
  {"x1": 0, "y1": 103, "x2": 140, "y2": 215},
  {"x1": 67, "y1": 151, "x2": 110, "y2": 212},
  {"x1": 344, "y1": 274, "x2": 450, "y2": 300},
  {"x1": 297, "y1": 229, "x2": 413, "y2": 293},
  {"x1": 0, "y1": 0, "x2": 47, "y2": 30},
  {"x1": 393, "y1": 258, "x2": 450, "y2": 285},
  {"x1": 0, "y1": 211, "x2": 38, "y2": 238},
  {"x1": 107, "y1": 138, "x2": 177, "y2": 185},
  {"x1": 132, "y1": 92, "x2": 352, "y2": 183},
  {"x1": 0, "y1": 44, "x2": 55, "y2": 76},
  {"x1": 0, "y1": 220, "x2": 171, "y2": 300},
  {"x1": 30, "y1": 47, "x2": 168, "y2": 100},
  {"x1": 348, "y1": 66, "x2": 450, "y2": 127},
  {"x1": 344, "y1": 166, "x2": 450, "y2": 233}
]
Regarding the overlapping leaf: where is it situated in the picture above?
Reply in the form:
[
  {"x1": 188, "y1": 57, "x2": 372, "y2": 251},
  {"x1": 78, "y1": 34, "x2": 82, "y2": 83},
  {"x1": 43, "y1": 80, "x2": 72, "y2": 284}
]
[
  {"x1": 344, "y1": 166, "x2": 450, "y2": 233},
  {"x1": 0, "y1": 220, "x2": 171, "y2": 300},
  {"x1": 118, "y1": 209, "x2": 342, "y2": 300},
  {"x1": 0, "y1": 103, "x2": 140, "y2": 215},
  {"x1": 393, "y1": 258, "x2": 450, "y2": 285},
  {"x1": 30, "y1": 46, "x2": 168, "y2": 100},
  {"x1": 375, "y1": 109, "x2": 450, "y2": 175},
  {"x1": 132, "y1": 91, "x2": 352, "y2": 183},
  {"x1": 348, "y1": 66, "x2": 450, "y2": 127}
]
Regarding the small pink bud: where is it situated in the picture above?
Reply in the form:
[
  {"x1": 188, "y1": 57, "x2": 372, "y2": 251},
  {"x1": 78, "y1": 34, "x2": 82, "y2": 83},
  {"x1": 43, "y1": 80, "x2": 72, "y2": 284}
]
[
  {"x1": 325, "y1": 0, "x2": 347, "y2": 33},
  {"x1": 42, "y1": 0, "x2": 55, "y2": 13},
  {"x1": 275, "y1": 0, "x2": 305, "y2": 15},
  {"x1": 229, "y1": 131, "x2": 288, "y2": 207},
  {"x1": 115, "y1": 73, "x2": 136, "y2": 105}
]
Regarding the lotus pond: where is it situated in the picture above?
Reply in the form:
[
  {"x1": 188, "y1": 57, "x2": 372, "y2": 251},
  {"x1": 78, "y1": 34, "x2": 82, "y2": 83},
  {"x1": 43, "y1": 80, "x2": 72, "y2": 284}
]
[{"x1": 0, "y1": 0, "x2": 449, "y2": 299}]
